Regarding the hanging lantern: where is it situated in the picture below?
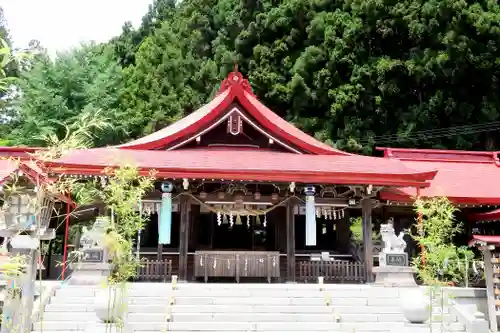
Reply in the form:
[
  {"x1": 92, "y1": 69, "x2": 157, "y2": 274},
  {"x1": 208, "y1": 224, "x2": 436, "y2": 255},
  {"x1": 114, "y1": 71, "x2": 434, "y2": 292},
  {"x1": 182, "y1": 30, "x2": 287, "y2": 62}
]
[
  {"x1": 234, "y1": 191, "x2": 245, "y2": 210},
  {"x1": 304, "y1": 185, "x2": 317, "y2": 246},
  {"x1": 254, "y1": 191, "x2": 261, "y2": 200},
  {"x1": 158, "y1": 181, "x2": 174, "y2": 245}
]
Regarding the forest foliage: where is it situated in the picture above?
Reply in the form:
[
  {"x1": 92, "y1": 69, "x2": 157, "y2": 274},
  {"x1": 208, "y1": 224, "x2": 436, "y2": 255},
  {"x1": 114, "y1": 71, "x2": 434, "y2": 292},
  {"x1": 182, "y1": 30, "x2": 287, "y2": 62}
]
[{"x1": 3, "y1": 0, "x2": 500, "y2": 153}]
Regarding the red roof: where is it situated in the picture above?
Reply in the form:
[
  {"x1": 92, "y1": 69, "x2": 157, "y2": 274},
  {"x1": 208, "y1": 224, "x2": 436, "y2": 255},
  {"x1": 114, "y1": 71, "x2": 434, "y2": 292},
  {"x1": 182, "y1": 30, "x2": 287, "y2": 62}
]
[
  {"x1": 0, "y1": 159, "x2": 49, "y2": 185},
  {"x1": 378, "y1": 148, "x2": 500, "y2": 204},
  {"x1": 0, "y1": 147, "x2": 42, "y2": 160},
  {"x1": 118, "y1": 70, "x2": 349, "y2": 155},
  {"x1": 0, "y1": 159, "x2": 22, "y2": 184},
  {"x1": 468, "y1": 235, "x2": 500, "y2": 247},
  {"x1": 49, "y1": 147, "x2": 436, "y2": 187},
  {"x1": 468, "y1": 209, "x2": 500, "y2": 222}
]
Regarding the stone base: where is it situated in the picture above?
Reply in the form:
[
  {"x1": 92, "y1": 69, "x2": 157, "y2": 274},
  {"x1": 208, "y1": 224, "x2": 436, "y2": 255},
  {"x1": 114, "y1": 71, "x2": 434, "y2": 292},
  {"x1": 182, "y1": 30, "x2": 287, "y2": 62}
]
[
  {"x1": 69, "y1": 263, "x2": 112, "y2": 285},
  {"x1": 373, "y1": 266, "x2": 417, "y2": 287}
]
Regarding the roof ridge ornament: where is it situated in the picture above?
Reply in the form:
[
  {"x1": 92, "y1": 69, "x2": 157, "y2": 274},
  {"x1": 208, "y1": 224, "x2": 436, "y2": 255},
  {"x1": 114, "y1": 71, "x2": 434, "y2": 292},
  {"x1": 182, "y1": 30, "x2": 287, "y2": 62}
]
[{"x1": 217, "y1": 65, "x2": 255, "y2": 96}]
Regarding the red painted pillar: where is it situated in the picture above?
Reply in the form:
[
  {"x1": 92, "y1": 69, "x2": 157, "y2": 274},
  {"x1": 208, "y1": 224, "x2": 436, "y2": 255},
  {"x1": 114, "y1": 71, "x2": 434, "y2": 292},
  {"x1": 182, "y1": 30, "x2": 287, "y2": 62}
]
[
  {"x1": 416, "y1": 187, "x2": 425, "y2": 265},
  {"x1": 61, "y1": 199, "x2": 71, "y2": 280}
]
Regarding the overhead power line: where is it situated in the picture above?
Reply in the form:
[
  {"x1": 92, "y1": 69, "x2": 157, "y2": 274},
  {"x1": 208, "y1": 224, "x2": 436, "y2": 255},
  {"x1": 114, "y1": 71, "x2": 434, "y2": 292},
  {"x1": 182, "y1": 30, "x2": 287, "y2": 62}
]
[{"x1": 357, "y1": 121, "x2": 500, "y2": 144}]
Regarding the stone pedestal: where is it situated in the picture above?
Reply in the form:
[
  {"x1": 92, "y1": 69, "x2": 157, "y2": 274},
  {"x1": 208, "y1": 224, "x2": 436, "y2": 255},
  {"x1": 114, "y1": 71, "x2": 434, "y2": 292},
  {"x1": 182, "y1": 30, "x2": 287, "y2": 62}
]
[
  {"x1": 69, "y1": 262, "x2": 112, "y2": 285},
  {"x1": 373, "y1": 265, "x2": 417, "y2": 287}
]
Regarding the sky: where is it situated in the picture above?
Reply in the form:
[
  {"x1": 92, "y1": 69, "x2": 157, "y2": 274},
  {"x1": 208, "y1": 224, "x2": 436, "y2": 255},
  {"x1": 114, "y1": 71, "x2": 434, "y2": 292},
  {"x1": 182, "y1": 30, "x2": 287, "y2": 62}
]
[{"x1": 1, "y1": 0, "x2": 154, "y2": 56}]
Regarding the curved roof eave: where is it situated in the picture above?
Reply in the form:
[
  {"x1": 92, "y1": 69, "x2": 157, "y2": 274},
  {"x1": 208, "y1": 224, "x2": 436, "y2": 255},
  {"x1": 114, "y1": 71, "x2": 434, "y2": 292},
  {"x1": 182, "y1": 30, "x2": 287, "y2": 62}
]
[{"x1": 117, "y1": 71, "x2": 349, "y2": 155}]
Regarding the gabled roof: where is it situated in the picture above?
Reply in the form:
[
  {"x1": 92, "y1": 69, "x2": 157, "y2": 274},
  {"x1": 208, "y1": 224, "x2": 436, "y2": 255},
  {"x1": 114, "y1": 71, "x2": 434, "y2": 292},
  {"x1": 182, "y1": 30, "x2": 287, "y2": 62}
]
[
  {"x1": 378, "y1": 147, "x2": 500, "y2": 204},
  {"x1": 0, "y1": 156, "x2": 74, "y2": 205},
  {"x1": 0, "y1": 159, "x2": 48, "y2": 186},
  {"x1": 49, "y1": 147, "x2": 436, "y2": 187},
  {"x1": 118, "y1": 70, "x2": 349, "y2": 155}
]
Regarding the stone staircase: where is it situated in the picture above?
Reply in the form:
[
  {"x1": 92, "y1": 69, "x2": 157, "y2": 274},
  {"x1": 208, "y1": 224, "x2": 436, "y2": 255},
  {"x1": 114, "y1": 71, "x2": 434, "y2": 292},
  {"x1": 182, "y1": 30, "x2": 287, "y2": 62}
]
[{"x1": 32, "y1": 283, "x2": 467, "y2": 333}]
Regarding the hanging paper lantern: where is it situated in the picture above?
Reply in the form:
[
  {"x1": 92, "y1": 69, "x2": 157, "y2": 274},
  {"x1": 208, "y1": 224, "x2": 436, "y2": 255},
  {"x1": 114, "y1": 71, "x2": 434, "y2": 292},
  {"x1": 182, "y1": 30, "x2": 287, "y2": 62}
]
[
  {"x1": 254, "y1": 191, "x2": 261, "y2": 200},
  {"x1": 158, "y1": 181, "x2": 173, "y2": 245},
  {"x1": 304, "y1": 185, "x2": 317, "y2": 246},
  {"x1": 234, "y1": 192, "x2": 245, "y2": 210}
]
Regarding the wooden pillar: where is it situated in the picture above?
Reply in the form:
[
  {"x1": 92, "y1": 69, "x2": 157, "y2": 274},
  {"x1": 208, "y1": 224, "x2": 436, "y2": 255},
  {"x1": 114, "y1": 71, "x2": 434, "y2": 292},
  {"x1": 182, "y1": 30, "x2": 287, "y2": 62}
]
[
  {"x1": 190, "y1": 205, "x2": 200, "y2": 250},
  {"x1": 336, "y1": 210, "x2": 350, "y2": 253},
  {"x1": 286, "y1": 200, "x2": 296, "y2": 282},
  {"x1": 178, "y1": 197, "x2": 190, "y2": 281},
  {"x1": 157, "y1": 244, "x2": 163, "y2": 261},
  {"x1": 362, "y1": 198, "x2": 374, "y2": 282}
]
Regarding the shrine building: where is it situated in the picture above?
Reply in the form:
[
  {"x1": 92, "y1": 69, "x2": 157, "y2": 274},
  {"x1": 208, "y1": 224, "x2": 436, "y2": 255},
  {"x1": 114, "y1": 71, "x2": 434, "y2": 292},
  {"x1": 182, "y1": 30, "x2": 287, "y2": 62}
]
[{"x1": 1, "y1": 70, "x2": 500, "y2": 283}]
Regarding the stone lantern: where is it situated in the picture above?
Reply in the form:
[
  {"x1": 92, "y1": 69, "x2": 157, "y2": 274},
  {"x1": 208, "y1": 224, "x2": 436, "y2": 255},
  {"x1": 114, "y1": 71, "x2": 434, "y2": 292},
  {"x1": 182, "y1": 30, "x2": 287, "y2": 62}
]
[{"x1": 0, "y1": 187, "x2": 56, "y2": 333}]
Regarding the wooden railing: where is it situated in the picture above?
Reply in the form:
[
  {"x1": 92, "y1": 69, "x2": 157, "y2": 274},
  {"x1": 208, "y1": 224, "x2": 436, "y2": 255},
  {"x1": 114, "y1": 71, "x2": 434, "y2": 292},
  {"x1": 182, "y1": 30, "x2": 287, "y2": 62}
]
[
  {"x1": 136, "y1": 259, "x2": 173, "y2": 282},
  {"x1": 194, "y1": 251, "x2": 280, "y2": 283},
  {"x1": 298, "y1": 260, "x2": 365, "y2": 283}
]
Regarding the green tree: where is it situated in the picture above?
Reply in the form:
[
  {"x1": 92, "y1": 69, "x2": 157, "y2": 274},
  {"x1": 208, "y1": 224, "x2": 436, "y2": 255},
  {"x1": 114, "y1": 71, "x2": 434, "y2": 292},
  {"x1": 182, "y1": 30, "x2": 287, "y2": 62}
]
[
  {"x1": 10, "y1": 0, "x2": 500, "y2": 153},
  {"x1": 9, "y1": 43, "x2": 126, "y2": 147},
  {"x1": 111, "y1": 0, "x2": 177, "y2": 67},
  {"x1": 412, "y1": 197, "x2": 474, "y2": 286},
  {"x1": 115, "y1": 0, "x2": 500, "y2": 153}
]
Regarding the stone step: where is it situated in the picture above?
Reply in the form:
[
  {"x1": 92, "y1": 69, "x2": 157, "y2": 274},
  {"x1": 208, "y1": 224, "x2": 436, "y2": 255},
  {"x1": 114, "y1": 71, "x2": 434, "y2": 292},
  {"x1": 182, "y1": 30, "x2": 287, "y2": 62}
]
[
  {"x1": 55, "y1": 287, "x2": 404, "y2": 298},
  {"x1": 44, "y1": 304, "x2": 411, "y2": 314},
  {"x1": 32, "y1": 330, "x2": 463, "y2": 333},
  {"x1": 32, "y1": 321, "x2": 466, "y2": 331},
  {"x1": 49, "y1": 296, "x2": 402, "y2": 306},
  {"x1": 57, "y1": 282, "x2": 376, "y2": 290},
  {"x1": 40, "y1": 311, "x2": 414, "y2": 323}
]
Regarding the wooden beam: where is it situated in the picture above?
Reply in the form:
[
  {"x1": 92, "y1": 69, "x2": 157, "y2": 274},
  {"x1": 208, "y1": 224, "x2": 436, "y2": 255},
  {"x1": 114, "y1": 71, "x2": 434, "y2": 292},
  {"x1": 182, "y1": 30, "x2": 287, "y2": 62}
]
[
  {"x1": 286, "y1": 199, "x2": 296, "y2": 282},
  {"x1": 178, "y1": 196, "x2": 190, "y2": 281},
  {"x1": 362, "y1": 198, "x2": 374, "y2": 283},
  {"x1": 190, "y1": 194, "x2": 350, "y2": 206}
]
